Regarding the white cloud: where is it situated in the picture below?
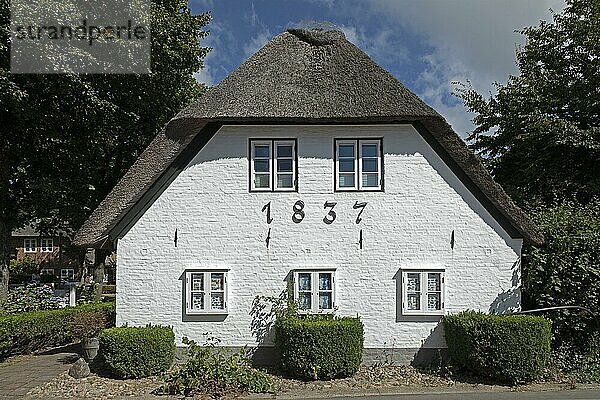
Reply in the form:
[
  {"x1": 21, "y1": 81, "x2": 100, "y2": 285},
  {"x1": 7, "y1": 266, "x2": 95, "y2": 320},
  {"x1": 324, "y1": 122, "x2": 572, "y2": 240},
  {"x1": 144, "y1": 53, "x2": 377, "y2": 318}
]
[
  {"x1": 336, "y1": 0, "x2": 565, "y2": 138},
  {"x1": 243, "y1": 29, "x2": 273, "y2": 58}
]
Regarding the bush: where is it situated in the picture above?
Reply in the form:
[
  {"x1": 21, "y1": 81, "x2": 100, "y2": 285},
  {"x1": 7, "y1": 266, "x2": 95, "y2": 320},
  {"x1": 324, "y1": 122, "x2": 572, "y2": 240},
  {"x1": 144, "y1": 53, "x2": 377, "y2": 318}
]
[
  {"x1": 9, "y1": 257, "x2": 38, "y2": 284},
  {"x1": 159, "y1": 337, "x2": 272, "y2": 397},
  {"x1": 70, "y1": 310, "x2": 108, "y2": 339},
  {"x1": 443, "y1": 311, "x2": 551, "y2": 384},
  {"x1": 0, "y1": 283, "x2": 64, "y2": 315},
  {"x1": 524, "y1": 202, "x2": 600, "y2": 351},
  {"x1": 274, "y1": 315, "x2": 364, "y2": 380},
  {"x1": 99, "y1": 326, "x2": 175, "y2": 379},
  {"x1": 0, "y1": 302, "x2": 115, "y2": 360}
]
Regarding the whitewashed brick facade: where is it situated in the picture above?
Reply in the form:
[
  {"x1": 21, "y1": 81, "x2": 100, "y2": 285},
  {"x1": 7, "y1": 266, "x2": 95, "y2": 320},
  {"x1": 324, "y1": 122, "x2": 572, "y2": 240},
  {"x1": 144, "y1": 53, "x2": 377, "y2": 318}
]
[{"x1": 116, "y1": 124, "x2": 522, "y2": 362}]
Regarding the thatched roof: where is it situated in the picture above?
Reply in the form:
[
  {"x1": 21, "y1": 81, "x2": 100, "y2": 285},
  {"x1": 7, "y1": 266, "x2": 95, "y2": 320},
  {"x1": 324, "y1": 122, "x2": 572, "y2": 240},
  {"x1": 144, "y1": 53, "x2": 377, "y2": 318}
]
[{"x1": 74, "y1": 28, "x2": 543, "y2": 247}]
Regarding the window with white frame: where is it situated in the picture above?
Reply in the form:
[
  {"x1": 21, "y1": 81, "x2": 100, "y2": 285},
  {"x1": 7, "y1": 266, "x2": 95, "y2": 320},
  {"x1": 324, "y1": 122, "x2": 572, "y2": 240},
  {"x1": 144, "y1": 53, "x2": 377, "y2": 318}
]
[
  {"x1": 24, "y1": 238, "x2": 37, "y2": 252},
  {"x1": 250, "y1": 139, "x2": 297, "y2": 191},
  {"x1": 335, "y1": 139, "x2": 383, "y2": 191},
  {"x1": 185, "y1": 271, "x2": 228, "y2": 314},
  {"x1": 401, "y1": 270, "x2": 445, "y2": 315},
  {"x1": 40, "y1": 268, "x2": 54, "y2": 276},
  {"x1": 293, "y1": 270, "x2": 335, "y2": 313},
  {"x1": 40, "y1": 238, "x2": 53, "y2": 252},
  {"x1": 61, "y1": 268, "x2": 74, "y2": 281}
]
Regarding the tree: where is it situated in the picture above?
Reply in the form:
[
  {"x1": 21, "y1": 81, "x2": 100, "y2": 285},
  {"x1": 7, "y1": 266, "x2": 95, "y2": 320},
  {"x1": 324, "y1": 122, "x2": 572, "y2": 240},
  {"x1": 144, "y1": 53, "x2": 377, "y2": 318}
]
[
  {"x1": 457, "y1": 0, "x2": 600, "y2": 207},
  {"x1": 0, "y1": 0, "x2": 211, "y2": 298}
]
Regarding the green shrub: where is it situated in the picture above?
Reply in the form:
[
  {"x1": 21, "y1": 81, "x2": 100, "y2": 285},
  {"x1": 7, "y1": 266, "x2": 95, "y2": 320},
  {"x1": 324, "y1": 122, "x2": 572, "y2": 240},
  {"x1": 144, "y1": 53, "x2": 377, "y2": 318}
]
[
  {"x1": 99, "y1": 326, "x2": 175, "y2": 379},
  {"x1": 0, "y1": 302, "x2": 115, "y2": 360},
  {"x1": 443, "y1": 311, "x2": 551, "y2": 384},
  {"x1": 159, "y1": 337, "x2": 272, "y2": 397},
  {"x1": 274, "y1": 315, "x2": 364, "y2": 380},
  {"x1": 9, "y1": 257, "x2": 38, "y2": 283}
]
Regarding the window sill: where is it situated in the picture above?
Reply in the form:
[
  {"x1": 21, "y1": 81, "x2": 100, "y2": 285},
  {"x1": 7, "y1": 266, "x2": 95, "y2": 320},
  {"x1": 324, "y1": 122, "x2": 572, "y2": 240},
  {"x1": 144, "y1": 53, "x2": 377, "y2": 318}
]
[
  {"x1": 185, "y1": 311, "x2": 229, "y2": 316},
  {"x1": 402, "y1": 311, "x2": 445, "y2": 317}
]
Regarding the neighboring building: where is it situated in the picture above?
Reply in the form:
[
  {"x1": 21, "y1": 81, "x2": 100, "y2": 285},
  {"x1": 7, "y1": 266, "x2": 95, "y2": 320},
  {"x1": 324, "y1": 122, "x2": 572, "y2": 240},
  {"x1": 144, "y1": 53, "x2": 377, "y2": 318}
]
[
  {"x1": 11, "y1": 224, "x2": 77, "y2": 280},
  {"x1": 75, "y1": 29, "x2": 543, "y2": 365}
]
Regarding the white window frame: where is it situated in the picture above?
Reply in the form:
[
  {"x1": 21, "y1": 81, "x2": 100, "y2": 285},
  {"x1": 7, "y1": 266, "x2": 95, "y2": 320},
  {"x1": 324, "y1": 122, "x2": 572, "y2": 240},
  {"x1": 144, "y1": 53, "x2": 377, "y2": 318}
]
[
  {"x1": 250, "y1": 139, "x2": 297, "y2": 192},
  {"x1": 40, "y1": 238, "x2": 53, "y2": 252},
  {"x1": 24, "y1": 238, "x2": 37, "y2": 252},
  {"x1": 185, "y1": 270, "x2": 229, "y2": 315},
  {"x1": 61, "y1": 268, "x2": 74, "y2": 281},
  {"x1": 293, "y1": 270, "x2": 336, "y2": 314},
  {"x1": 401, "y1": 269, "x2": 445, "y2": 316},
  {"x1": 40, "y1": 268, "x2": 54, "y2": 276},
  {"x1": 335, "y1": 139, "x2": 382, "y2": 191}
]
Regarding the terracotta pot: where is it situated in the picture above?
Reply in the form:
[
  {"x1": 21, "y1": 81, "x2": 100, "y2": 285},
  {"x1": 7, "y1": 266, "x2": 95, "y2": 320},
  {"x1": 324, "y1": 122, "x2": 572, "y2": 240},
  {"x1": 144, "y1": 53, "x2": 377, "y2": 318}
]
[{"x1": 81, "y1": 337, "x2": 99, "y2": 362}]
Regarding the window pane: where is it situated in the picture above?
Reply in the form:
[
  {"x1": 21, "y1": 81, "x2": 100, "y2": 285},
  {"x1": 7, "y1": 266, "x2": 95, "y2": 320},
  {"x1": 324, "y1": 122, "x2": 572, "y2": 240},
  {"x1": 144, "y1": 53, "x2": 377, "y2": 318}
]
[
  {"x1": 338, "y1": 144, "x2": 355, "y2": 158},
  {"x1": 407, "y1": 273, "x2": 420, "y2": 291},
  {"x1": 299, "y1": 293, "x2": 311, "y2": 310},
  {"x1": 339, "y1": 173, "x2": 355, "y2": 187},
  {"x1": 192, "y1": 293, "x2": 204, "y2": 310},
  {"x1": 362, "y1": 158, "x2": 378, "y2": 172},
  {"x1": 254, "y1": 174, "x2": 270, "y2": 188},
  {"x1": 298, "y1": 273, "x2": 311, "y2": 291},
  {"x1": 277, "y1": 174, "x2": 293, "y2": 188},
  {"x1": 277, "y1": 159, "x2": 292, "y2": 172},
  {"x1": 428, "y1": 273, "x2": 441, "y2": 292},
  {"x1": 254, "y1": 159, "x2": 269, "y2": 173},
  {"x1": 211, "y1": 273, "x2": 224, "y2": 291},
  {"x1": 428, "y1": 293, "x2": 441, "y2": 311},
  {"x1": 319, "y1": 292, "x2": 332, "y2": 309},
  {"x1": 339, "y1": 159, "x2": 355, "y2": 172},
  {"x1": 277, "y1": 145, "x2": 292, "y2": 158},
  {"x1": 407, "y1": 293, "x2": 420, "y2": 310},
  {"x1": 211, "y1": 293, "x2": 225, "y2": 309},
  {"x1": 361, "y1": 144, "x2": 378, "y2": 157},
  {"x1": 191, "y1": 273, "x2": 204, "y2": 291},
  {"x1": 362, "y1": 173, "x2": 379, "y2": 187},
  {"x1": 319, "y1": 273, "x2": 331, "y2": 290},
  {"x1": 254, "y1": 145, "x2": 270, "y2": 158}
]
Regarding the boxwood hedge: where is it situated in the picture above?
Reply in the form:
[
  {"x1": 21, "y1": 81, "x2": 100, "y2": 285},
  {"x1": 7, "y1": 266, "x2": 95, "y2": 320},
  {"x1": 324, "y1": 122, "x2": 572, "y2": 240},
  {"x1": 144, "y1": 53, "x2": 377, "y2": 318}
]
[
  {"x1": 0, "y1": 302, "x2": 115, "y2": 360},
  {"x1": 99, "y1": 326, "x2": 175, "y2": 379},
  {"x1": 443, "y1": 311, "x2": 551, "y2": 384},
  {"x1": 274, "y1": 315, "x2": 363, "y2": 380}
]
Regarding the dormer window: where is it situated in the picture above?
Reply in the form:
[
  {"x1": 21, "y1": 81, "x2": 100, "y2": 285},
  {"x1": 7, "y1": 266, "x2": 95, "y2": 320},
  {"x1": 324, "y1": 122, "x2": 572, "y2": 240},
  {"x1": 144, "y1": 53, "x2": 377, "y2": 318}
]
[{"x1": 249, "y1": 139, "x2": 297, "y2": 192}]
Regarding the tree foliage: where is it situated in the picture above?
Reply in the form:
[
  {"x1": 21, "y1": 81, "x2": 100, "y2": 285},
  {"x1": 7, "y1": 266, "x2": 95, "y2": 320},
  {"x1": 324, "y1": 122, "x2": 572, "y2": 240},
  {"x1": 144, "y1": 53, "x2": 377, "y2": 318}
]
[{"x1": 457, "y1": 0, "x2": 600, "y2": 207}]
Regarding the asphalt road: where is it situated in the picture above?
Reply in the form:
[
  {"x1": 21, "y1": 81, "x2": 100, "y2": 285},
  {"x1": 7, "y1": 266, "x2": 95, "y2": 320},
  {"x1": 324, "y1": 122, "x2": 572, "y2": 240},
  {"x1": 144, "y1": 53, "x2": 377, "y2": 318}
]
[{"x1": 329, "y1": 390, "x2": 600, "y2": 400}]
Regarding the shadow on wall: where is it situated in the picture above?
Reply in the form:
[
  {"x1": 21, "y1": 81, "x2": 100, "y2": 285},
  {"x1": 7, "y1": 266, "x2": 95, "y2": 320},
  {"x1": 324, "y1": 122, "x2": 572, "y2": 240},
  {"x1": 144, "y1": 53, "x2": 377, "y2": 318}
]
[
  {"x1": 488, "y1": 258, "x2": 521, "y2": 315},
  {"x1": 412, "y1": 322, "x2": 447, "y2": 367}
]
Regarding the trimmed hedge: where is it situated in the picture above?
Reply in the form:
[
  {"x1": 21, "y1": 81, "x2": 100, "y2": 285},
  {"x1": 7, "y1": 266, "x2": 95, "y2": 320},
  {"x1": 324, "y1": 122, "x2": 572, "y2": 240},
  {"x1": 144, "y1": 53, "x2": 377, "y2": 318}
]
[
  {"x1": 99, "y1": 326, "x2": 175, "y2": 379},
  {"x1": 443, "y1": 311, "x2": 551, "y2": 384},
  {"x1": 0, "y1": 302, "x2": 115, "y2": 360},
  {"x1": 274, "y1": 315, "x2": 363, "y2": 380}
]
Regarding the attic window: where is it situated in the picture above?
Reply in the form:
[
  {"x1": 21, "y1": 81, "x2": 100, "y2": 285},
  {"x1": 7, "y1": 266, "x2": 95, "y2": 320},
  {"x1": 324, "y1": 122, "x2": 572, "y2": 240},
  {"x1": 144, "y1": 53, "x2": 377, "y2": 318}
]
[
  {"x1": 249, "y1": 139, "x2": 297, "y2": 192},
  {"x1": 335, "y1": 139, "x2": 383, "y2": 191}
]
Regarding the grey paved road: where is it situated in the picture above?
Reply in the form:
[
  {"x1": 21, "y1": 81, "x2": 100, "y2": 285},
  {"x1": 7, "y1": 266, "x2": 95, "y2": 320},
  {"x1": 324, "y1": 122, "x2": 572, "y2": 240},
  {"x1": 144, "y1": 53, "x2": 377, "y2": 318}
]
[{"x1": 330, "y1": 390, "x2": 600, "y2": 400}]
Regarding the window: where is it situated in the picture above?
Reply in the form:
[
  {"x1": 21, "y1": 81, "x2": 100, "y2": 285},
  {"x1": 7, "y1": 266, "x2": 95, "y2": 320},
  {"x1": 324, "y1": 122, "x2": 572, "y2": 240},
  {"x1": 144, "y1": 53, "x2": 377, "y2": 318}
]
[
  {"x1": 41, "y1": 238, "x2": 53, "y2": 252},
  {"x1": 24, "y1": 238, "x2": 37, "y2": 252},
  {"x1": 61, "y1": 268, "x2": 75, "y2": 281},
  {"x1": 293, "y1": 270, "x2": 335, "y2": 313},
  {"x1": 401, "y1": 270, "x2": 445, "y2": 315},
  {"x1": 335, "y1": 139, "x2": 383, "y2": 191},
  {"x1": 250, "y1": 139, "x2": 297, "y2": 191},
  {"x1": 40, "y1": 268, "x2": 54, "y2": 276},
  {"x1": 185, "y1": 270, "x2": 228, "y2": 314}
]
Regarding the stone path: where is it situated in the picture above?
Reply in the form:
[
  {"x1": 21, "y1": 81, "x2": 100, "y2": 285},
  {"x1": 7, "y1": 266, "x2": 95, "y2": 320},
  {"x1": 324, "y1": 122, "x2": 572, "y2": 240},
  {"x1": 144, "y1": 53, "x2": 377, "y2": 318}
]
[{"x1": 0, "y1": 344, "x2": 79, "y2": 399}]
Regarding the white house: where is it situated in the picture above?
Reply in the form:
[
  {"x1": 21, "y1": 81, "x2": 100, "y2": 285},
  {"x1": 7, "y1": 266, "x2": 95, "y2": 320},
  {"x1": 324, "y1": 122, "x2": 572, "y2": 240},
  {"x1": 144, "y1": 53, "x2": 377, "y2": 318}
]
[{"x1": 75, "y1": 28, "x2": 542, "y2": 365}]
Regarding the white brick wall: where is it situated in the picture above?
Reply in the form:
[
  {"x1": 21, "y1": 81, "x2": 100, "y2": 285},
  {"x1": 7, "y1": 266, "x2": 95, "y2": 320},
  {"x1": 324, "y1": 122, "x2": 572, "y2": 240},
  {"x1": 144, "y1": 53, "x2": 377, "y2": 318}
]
[{"x1": 117, "y1": 124, "x2": 522, "y2": 351}]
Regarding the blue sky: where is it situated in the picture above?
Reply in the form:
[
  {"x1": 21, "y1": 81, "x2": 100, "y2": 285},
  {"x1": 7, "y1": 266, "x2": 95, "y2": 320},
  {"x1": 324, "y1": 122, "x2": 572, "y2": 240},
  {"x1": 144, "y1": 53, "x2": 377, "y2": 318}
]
[{"x1": 191, "y1": 0, "x2": 564, "y2": 139}]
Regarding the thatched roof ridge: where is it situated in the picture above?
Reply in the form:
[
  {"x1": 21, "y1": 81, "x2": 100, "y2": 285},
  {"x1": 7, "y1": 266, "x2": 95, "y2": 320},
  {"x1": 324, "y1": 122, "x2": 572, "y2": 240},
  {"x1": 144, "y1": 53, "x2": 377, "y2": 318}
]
[{"x1": 74, "y1": 29, "x2": 543, "y2": 247}]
